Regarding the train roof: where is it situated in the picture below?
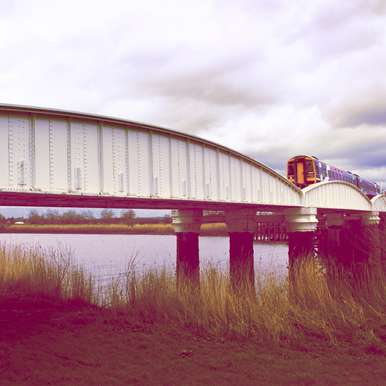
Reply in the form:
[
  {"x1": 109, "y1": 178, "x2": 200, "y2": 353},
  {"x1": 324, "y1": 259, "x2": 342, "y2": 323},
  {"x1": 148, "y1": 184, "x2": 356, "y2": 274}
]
[{"x1": 288, "y1": 155, "x2": 318, "y2": 160}]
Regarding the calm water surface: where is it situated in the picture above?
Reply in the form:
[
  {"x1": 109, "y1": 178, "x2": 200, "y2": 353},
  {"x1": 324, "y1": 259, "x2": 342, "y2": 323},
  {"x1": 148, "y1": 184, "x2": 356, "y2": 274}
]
[{"x1": 0, "y1": 234, "x2": 288, "y2": 282}]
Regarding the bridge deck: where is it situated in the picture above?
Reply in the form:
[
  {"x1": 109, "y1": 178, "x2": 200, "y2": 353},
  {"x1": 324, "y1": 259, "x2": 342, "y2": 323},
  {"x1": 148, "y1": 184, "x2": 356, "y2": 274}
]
[{"x1": 0, "y1": 104, "x2": 383, "y2": 213}]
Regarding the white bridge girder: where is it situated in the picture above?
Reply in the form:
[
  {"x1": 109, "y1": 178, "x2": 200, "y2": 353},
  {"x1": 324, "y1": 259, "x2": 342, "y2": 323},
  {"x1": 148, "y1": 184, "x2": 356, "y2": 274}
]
[
  {"x1": 371, "y1": 194, "x2": 386, "y2": 213},
  {"x1": 0, "y1": 104, "x2": 301, "y2": 209},
  {"x1": 0, "y1": 105, "x2": 383, "y2": 213},
  {"x1": 301, "y1": 181, "x2": 373, "y2": 212}
]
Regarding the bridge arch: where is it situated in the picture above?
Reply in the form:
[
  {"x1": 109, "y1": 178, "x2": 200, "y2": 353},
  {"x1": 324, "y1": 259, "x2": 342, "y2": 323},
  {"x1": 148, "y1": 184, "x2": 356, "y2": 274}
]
[
  {"x1": 0, "y1": 104, "x2": 301, "y2": 209},
  {"x1": 371, "y1": 194, "x2": 386, "y2": 212},
  {"x1": 302, "y1": 181, "x2": 372, "y2": 211}
]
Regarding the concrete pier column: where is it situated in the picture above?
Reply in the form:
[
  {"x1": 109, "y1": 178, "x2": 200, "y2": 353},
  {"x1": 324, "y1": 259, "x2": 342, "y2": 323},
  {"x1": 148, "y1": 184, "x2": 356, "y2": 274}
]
[
  {"x1": 284, "y1": 208, "x2": 318, "y2": 272},
  {"x1": 380, "y1": 214, "x2": 386, "y2": 274},
  {"x1": 325, "y1": 213, "x2": 346, "y2": 262},
  {"x1": 342, "y1": 211, "x2": 381, "y2": 283},
  {"x1": 225, "y1": 209, "x2": 257, "y2": 289},
  {"x1": 361, "y1": 211, "x2": 381, "y2": 276},
  {"x1": 316, "y1": 213, "x2": 328, "y2": 258},
  {"x1": 319, "y1": 213, "x2": 347, "y2": 281},
  {"x1": 171, "y1": 209, "x2": 203, "y2": 287}
]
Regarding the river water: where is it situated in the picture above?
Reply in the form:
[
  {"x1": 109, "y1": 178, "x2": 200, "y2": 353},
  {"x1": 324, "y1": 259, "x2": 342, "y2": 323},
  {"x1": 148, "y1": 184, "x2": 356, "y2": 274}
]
[{"x1": 0, "y1": 234, "x2": 288, "y2": 283}]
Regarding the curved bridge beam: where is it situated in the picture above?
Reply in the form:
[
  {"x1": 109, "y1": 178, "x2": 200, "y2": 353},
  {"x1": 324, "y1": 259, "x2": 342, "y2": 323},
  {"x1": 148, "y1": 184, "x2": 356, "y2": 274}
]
[
  {"x1": 302, "y1": 181, "x2": 372, "y2": 211},
  {"x1": 0, "y1": 104, "x2": 301, "y2": 209},
  {"x1": 371, "y1": 194, "x2": 386, "y2": 213}
]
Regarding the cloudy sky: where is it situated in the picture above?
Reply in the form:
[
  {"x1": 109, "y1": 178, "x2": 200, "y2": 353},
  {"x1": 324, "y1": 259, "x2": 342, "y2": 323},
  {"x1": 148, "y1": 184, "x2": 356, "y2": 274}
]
[{"x1": 1, "y1": 0, "x2": 386, "y2": 191}]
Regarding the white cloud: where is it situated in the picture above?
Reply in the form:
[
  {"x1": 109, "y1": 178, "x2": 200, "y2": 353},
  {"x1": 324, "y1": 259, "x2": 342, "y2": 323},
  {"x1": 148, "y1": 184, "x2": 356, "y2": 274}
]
[{"x1": 0, "y1": 0, "x2": 385, "y2": 184}]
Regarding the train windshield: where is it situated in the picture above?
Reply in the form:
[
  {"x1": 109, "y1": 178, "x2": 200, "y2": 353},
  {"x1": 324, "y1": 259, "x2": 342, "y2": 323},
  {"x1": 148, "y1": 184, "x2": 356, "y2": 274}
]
[{"x1": 305, "y1": 160, "x2": 313, "y2": 175}]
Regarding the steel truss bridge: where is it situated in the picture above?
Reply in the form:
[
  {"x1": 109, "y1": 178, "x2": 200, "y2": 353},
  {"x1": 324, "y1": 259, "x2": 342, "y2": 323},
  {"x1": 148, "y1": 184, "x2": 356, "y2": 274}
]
[
  {"x1": 0, "y1": 104, "x2": 384, "y2": 215},
  {"x1": 0, "y1": 104, "x2": 385, "y2": 286}
]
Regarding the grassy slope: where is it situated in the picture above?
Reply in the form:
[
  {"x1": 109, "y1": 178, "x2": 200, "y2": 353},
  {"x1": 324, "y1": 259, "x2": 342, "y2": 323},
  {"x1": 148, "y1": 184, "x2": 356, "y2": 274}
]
[{"x1": 1, "y1": 245, "x2": 386, "y2": 385}]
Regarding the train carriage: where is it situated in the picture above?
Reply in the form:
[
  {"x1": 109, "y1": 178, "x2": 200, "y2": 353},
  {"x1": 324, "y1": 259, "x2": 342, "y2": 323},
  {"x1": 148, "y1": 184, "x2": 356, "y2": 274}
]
[{"x1": 287, "y1": 155, "x2": 380, "y2": 197}]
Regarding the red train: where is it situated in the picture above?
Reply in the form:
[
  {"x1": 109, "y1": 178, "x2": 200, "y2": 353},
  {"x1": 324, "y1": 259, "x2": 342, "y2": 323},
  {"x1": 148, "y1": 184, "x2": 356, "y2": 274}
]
[{"x1": 287, "y1": 155, "x2": 380, "y2": 197}]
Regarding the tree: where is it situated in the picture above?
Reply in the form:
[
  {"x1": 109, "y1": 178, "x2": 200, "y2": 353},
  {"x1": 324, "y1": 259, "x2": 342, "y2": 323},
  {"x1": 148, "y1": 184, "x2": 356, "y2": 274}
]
[
  {"x1": 82, "y1": 210, "x2": 95, "y2": 224},
  {"x1": 100, "y1": 209, "x2": 114, "y2": 223},
  {"x1": 45, "y1": 209, "x2": 60, "y2": 224},
  {"x1": 61, "y1": 210, "x2": 79, "y2": 224},
  {"x1": 120, "y1": 209, "x2": 136, "y2": 224},
  {"x1": 28, "y1": 210, "x2": 43, "y2": 224}
]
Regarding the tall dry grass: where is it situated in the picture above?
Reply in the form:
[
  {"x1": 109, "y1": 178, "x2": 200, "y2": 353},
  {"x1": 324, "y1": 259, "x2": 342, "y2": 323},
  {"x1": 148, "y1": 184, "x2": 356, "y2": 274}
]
[
  {"x1": 1, "y1": 243, "x2": 385, "y2": 345},
  {"x1": 0, "y1": 244, "x2": 95, "y2": 303},
  {"x1": 104, "y1": 257, "x2": 386, "y2": 344}
]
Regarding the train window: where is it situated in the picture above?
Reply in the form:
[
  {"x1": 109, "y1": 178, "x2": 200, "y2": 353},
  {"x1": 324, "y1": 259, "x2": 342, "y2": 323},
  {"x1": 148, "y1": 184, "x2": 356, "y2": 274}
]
[
  {"x1": 315, "y1": 162, "x2": 321, "y2": 178},
  {"x1": 320, "y1": 163, "x2": 327, "y2": 179},
  {"x1": 305, "y1": 160, "x2": 313, "y2": 175}
]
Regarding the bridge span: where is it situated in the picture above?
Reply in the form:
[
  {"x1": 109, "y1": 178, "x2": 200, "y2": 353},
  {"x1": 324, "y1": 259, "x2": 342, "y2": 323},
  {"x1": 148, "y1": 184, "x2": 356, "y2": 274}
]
[{"x1": 0, "y1": 104, "x2": 385, "y2": 286}]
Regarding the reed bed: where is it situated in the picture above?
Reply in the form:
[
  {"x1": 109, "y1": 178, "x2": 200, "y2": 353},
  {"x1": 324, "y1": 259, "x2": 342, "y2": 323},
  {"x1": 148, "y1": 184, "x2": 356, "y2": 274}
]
[
  {"x1": 1, "y1": 243, "x2": 386, "y2": 346},
  {"x1": 0, "y1": 244, "x2": 96, "y2": 303},
  {"x1": 3, "y1": 223, "x2": 228, "y2": 236},
  {"x1": 105, "y1": 259, "x2": 386, "y2": 344}
]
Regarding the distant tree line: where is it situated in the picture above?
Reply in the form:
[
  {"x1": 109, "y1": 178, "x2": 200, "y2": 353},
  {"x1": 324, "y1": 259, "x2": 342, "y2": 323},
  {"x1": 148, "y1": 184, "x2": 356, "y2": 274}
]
[{"x1": 0, "y1": 210, "x2": 171, "y2": 225}]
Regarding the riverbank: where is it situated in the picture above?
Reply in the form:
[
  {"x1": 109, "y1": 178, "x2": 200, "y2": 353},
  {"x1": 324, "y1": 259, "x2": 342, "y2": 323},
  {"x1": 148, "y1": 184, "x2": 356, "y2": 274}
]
[
  {"x1": 1, "y1": 245, "x2": 385, "y2": 385},
  {"x1": 1, "y1": 296, "x2": 386, "y2": 386},
  {"x1": 0, "y1": 223, "x2": 228, "y2": 236}
]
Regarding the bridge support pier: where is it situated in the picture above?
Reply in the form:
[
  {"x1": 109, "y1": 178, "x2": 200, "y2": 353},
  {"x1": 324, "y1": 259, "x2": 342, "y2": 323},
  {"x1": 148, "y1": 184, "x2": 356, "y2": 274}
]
[
  {"x1": 316, "y1": 213, "x2": 327, "y2": 259},
  {"x1": 284, "y1": 208, "x2": 318, "y2": 281},
  {"x1": 360, "y1": 212, "x2": 381, "y2": 278},
  {"x1": 225, "y1": 209, "x2": 257, "y2": 290},
  {"x1": 319, "y1": 213, "x2": 347, "y2": 281},
  {"x1": 325, "y1": 213, "x2": 345, "y2": 261},
  {"x1": 380, "y1": 214, "x2": 386, "y2": 274},
  {"x1": 327, "y1": 212, "x2": 382, "y2": 285},
  {"x1": 172, "y1": 209, "x2": 202, "y2": 287}
]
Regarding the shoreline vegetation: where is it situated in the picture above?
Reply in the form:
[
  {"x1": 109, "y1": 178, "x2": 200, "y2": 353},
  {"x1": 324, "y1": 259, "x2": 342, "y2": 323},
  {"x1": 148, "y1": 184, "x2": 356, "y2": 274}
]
[
  {"x1": 0, "y1": 222, "x2": 229, "y2": 236},
  {"x1": 1, "y1": 245, "x2": 386, "y2": 384}
]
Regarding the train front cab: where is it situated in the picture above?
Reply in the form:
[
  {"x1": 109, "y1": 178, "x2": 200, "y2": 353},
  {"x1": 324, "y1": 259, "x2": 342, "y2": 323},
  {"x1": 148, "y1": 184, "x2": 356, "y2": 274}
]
[{"x1": 287, "y1": 156, "x2": 320, "y2": 189}]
